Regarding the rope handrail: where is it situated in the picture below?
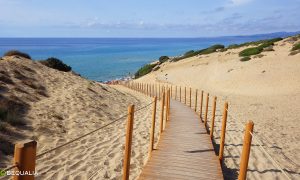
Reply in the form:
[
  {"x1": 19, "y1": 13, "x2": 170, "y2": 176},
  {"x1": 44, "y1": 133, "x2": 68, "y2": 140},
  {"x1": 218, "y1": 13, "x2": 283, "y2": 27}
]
[
  {"x1": 249, "y1": 131, "x2": 292, "y2": 180},
  {"x1": 35, "y1": 101, "x2": 154, "y2": 160},
  {"x1": 224, "y1": 107, "x2": 292, "y2": 179},
  {"x1": 2, "y1": 164, "x2": 18, "y2": 171}
]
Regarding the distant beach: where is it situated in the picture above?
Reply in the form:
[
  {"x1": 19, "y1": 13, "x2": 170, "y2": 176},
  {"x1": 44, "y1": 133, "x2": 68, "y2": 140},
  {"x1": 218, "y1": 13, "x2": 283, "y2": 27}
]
[{"x1": 0, "y1": 35, "x2": 292, "y2": 82}]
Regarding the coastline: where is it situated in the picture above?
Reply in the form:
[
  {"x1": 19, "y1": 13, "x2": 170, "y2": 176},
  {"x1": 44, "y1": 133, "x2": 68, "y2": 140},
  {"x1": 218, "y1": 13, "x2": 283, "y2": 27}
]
[
  {"x1": 1, "y1": 33, "x2": 300, "y2": 179},
  {"x1": 133, "y1": 35, "x2": 300, "y2": 179}
]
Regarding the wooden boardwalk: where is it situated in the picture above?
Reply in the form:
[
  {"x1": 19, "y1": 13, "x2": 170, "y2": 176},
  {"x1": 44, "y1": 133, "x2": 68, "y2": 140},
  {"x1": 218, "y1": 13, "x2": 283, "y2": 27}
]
[{"x1": 139, "y1": 99, "x2": 223, "y2": 180}]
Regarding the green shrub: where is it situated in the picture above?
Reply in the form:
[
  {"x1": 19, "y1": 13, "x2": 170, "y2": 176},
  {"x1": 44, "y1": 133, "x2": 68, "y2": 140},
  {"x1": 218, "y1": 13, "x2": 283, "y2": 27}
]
[
  {"x1": 220, "y1": 48, "x2": 228, "y2": 52},
  {"x1": 210, "y1": 44, "x2": 225, "y2": 49},
  {"x1": 135, "y1": 64, "x2": 156, "y2": 78},
  {"x1": 239, "y1": 38, "x2": 282, "y2": 57},
  {"x1": 184, "y1": 50, "x2": 195, "y2": 56},
  {"x1": 239, "y1": 47, "x2": 262, "y2": 57},
  {"x1": 40, "y1": 57, "x2": 72, "y2": 72},
  {"x1": 3, "y1": 50, "x2": 31, "y2": 59},
  {"x1": 228, "y1": 37, "x2": 283, "y2": 50},
  {"x1": 259, "y1": 42, "x2": 273, "y2": 49},
  {"x1": 240, "y1": 56, "x2": 251, "y2": 62},
  {"x1": 159, "y1": 56, "x2": 169, "y2": 63},
  {"x1": 291, "y1": 43, "x2": 300, "y2": 51},
  {"x1": 198, "y1": 44, "x2": 225, "y2": 55},
  {"x1": 172, "y1": 44, "x2": 225, "y2": 62},
  {"x1": 227, "y1": 44, "x2": 239, "y2": 49}
]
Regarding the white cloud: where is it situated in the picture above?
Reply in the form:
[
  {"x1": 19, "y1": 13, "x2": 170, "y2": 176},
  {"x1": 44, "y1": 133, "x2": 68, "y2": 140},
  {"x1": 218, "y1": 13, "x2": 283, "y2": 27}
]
[{"x1": 230, "y1": 0, "x2": 253, "y2": 6}]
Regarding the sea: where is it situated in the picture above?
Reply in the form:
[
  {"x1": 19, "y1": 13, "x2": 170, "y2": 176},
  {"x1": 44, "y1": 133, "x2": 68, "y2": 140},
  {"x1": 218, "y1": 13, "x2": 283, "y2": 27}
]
[{"x1": 0, "y1": 33, "x2": 295, "y2": 82}]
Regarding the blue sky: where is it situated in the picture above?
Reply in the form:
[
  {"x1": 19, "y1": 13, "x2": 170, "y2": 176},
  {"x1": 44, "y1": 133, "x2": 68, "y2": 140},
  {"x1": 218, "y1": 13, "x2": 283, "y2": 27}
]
[{"x1": 0, "y1": 0, "x2": 299, "y2": 37}]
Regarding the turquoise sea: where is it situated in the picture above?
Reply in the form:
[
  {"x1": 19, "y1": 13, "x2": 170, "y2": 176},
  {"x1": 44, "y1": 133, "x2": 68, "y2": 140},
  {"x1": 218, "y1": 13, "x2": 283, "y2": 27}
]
[{"x1": 0, "y1": 34, "x2": 293, "y2": 81}]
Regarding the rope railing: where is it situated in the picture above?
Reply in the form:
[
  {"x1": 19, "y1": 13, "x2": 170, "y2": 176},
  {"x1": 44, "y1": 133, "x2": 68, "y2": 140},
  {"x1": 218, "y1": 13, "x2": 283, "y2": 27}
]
[
  {"x1": 36, "y1": 115, "x2": 127, "y2": 160},
  {"x1": 2, "y1": 164, "x2": 18, "y2": 172},
  {"x1": 122, "y1": 81, "x2": 294, "y2": 180},
  {"x1": 36, "y1": 101, "x2": 154, "y2": 160},
  {"x1": 1, "y1": 93, "x2": 155, "y2": 180},
  {"x1": 225, "y1": 106, "x2": 292, "y2": 176},
  {"x1": 249, "y1": 131, "x2": 292, "y2": 180},
  {"x1": 224, "y1": 107, "x2": 292, "y2": 179}
]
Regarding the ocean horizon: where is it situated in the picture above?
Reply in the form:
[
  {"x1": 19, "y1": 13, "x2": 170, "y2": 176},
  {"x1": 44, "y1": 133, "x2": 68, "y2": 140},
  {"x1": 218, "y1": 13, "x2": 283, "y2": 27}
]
[{"x1": 0, "y1": 34, "x2": 295, "y2": 81}]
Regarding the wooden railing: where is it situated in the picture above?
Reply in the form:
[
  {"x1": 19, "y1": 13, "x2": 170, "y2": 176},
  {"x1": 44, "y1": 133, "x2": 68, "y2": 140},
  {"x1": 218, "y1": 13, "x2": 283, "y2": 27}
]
[
  {"x1": 1, "y1": 81, "x2": 291, "y2": 180},
  {"x1": 122, "y1": 81, "x2": 292, "y2": 180}
]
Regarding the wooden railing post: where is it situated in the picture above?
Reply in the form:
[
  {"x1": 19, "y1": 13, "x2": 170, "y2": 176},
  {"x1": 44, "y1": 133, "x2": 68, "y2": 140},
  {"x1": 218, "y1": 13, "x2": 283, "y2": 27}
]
[
  {"x1": 180, "y1": 86, "x2": 182, "y2": 102},
  {"x1": 147, "y1": 84, "x2": 149, "y2": 96},
  {"x1": 219, "y1": 102, "x2": 228, "y2": 162},
  {"x1": 123, "y1": 105, "x2": 135, "y2": 180},
  {"x1": 204, "y1": 93, "x2": 209, "y2": 128},
  {"x1": 13, "y1": 140, "x2": 37, "y2": 180},
  {"x1": 195, "y1": 89, "x2": 198, "y2": 112},
  {"x1": 149, "y1": 97, "x2": 157, "y2": 153},
  {"x1": 152, "y1": 84, "x2": 154, "y2": 97},
  {"x1": 164, "y1": 90, "x2": 168, "y2": 124},
  {"x1": 159, "y1": 84, "x2": 161, "y2": 100},
  {"x1": 160, "y1": 92, "x2": 165, "y2": 133},
  {"x1": 171, "y1": 86, "x2": 172, "y2": 98},
  {"x1": 238, "y1": 121, "x2": 254, "y2": 180},
  {"x1": 175, "y1": 86, "x2": 177, "y2": 100},
  {"x1": 210, "y1": 96, "x2": 217, "y2": 139},
  {"x1": 199, "y1": 90, "x2": 204, "y2": 121}
]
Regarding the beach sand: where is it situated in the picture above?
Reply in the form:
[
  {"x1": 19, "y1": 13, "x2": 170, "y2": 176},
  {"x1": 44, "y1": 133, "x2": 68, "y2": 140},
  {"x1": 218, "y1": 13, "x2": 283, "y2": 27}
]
[
  {"x1": 136, "y1": 37, "x2": 300, "y2": 179},
  {"x1": 0, "y1": 57, "x2": 161, "y2": 180}
]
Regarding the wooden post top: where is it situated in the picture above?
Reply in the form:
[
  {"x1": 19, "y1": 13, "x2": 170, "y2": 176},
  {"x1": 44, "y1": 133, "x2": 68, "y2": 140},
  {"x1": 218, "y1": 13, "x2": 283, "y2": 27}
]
[{"x1": 15, "y1": 140, "x2": 37, "y2": 148}]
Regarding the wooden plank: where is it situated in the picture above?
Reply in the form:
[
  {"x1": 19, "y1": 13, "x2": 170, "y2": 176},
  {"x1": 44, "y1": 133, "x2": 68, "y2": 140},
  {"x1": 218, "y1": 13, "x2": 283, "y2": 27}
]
[{"x1": 139, "y1": 100, "x2": 223, "y2": 180}]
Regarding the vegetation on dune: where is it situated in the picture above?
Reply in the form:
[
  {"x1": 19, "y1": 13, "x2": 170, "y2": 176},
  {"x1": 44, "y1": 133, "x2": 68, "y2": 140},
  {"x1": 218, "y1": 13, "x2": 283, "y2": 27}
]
[
  {"x1": 138, "y1": 45, "x2": 226, "y2": 81},
  {"x1": 290, "y1": 42, "x2": 300, "y2": 55},
  {"x1": 172, "y1": 44, "x2": 225, "y2": 62},
  {"x1": 239, "y1": 37, "x2": 282, "y2": 57},
  {"x1": 40, "y1": 57, "x2": 72, "y2": 72},
  {"x1": 159, "y1": 56, "x2": 169, "y2": 64},
  {"x1": 135, "y1": 64, "x2": 156, "y2": 78},
  {"x1": 239, "y1": 47, "x2": 262, "y2": 57},
  {"x1": 3, "y1": 50, "x2": 31, "y2": 59},
  {"x1": 291, "y1": 43, "x2": 300, "y2": 51},
  {"x1": 184, "y1": 50, "x2": 195, "y2": 56},
  {"x1": 228, "y1": 37, "x2": 283, "y2": 50}
]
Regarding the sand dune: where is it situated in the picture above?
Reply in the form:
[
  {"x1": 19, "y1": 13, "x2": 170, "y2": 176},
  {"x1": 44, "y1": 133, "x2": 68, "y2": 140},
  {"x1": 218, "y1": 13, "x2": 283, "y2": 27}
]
[
  {"x1": 0, "y1": 57, "x2": 161, "y2": 180},
  {"x1": 136, "y1": 36, "x2": 300, "y2": 179}
]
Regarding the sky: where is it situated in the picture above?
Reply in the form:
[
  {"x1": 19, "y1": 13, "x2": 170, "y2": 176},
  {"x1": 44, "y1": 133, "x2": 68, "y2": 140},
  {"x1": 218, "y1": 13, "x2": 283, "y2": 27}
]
[{"x1": 0, "y1": 0, "x2": 299, "y2": 37}]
